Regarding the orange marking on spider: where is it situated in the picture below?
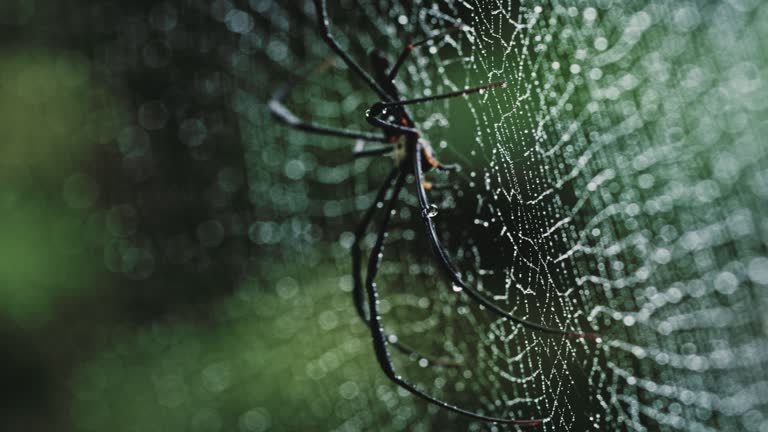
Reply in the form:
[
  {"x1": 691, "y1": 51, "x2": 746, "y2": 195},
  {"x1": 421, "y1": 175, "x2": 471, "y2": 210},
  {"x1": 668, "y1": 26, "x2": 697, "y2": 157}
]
[{"x1": 422, "y1": 146, "x2": 440, "y2": 168}]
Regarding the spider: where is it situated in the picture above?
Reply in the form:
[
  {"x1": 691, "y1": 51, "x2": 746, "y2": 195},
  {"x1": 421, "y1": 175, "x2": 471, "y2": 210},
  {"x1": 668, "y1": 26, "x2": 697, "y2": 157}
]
[{"x1": 269, "y1": 0, "x2": 599, "y2": 425}]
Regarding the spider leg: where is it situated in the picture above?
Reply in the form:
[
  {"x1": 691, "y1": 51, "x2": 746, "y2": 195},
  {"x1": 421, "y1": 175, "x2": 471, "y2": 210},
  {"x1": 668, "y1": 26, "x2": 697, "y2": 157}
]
[
  {"x1": 413, "y1": 141, "x2": 599, "y2": 341},
  {"x1": 363, "y1": 167, "x2": 542, "y2": 425},
  {"x1": 382, "y1": 80, "x2": 507, "y2": 109},
  {"x1": 387, "y1": 24, "x2": 463, "y2": 81},
  {"x1": 351, "y1": 167, "x2": 399, "y2": 325},
  {"x1": 352, "y1": 167, "x2": 460, "y2": 368},
  {"x1": 365, "y1": 102, "x2": 421, "y2": 136},
  {"x1": 269, "y1": 90, "x2": 388, "y2": 143},
  {"x1": 363, "y1": 80, "x2": 506, "y2": 136},
  {"x1": 313, "y1": 0, "x2": 393, "y2": 101}
]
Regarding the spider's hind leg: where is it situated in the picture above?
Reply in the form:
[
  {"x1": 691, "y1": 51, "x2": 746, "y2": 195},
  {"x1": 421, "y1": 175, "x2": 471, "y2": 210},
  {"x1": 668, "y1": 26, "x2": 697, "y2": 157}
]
[
  {"x1": 412, "y1": 141, "x2": 600, "y2": 341},
  {"x1": 351, "y1": 167, "x2": 461, "y2": 369},
  {"x1": 362, "y1": 168, "x2": 542, "y2": 425}
]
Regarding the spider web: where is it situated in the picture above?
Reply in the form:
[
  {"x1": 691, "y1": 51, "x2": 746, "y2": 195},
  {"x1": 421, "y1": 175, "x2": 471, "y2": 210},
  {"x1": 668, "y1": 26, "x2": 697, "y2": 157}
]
[
  {"x1": 457, "y1": 2, "x2": 768, "y2": 430},
  {"x1": 236, "y1": 0, "x2": 768, "y2": 430},
  {"x1": 64, "y1": 1, "x2": 768, "y2": 431}
]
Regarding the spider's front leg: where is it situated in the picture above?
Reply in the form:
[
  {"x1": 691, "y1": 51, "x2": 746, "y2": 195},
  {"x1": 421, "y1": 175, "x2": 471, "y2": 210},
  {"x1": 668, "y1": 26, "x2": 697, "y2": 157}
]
[
  {"x1": 268, "y1": 62, "x2": 389, "y2": 143},
  {"x1": 313, "y1": 0, "x2": 392, "y2": 101},
  {"x1": 387, "y1": 23, "x2": 463, "y2": 82}
]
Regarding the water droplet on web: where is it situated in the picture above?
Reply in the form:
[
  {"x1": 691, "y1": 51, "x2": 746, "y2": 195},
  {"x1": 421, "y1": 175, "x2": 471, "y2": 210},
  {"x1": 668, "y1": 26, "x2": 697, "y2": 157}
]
[{"x1": 426, "y1": 204, "x2": 439, "y2": 218}]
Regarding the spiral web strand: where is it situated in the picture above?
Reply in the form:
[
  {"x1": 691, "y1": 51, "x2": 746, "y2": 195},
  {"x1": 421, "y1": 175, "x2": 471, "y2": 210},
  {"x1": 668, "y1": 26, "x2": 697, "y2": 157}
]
[{"x1": 454, "y1": 1, "x2": 768, "y2": 430}]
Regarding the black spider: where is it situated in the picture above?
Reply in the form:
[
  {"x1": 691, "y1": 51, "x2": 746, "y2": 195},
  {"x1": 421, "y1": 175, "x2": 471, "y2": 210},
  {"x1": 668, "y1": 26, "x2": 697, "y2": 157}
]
[{"x1": 268, "y1": 0, "x2": 598, "y2": 425}]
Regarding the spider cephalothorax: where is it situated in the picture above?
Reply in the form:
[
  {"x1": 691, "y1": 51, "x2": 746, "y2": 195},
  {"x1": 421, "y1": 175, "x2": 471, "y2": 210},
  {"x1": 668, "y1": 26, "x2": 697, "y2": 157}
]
[{"x1": 269, "y1": 0, "x2": 599, "y2": 425}]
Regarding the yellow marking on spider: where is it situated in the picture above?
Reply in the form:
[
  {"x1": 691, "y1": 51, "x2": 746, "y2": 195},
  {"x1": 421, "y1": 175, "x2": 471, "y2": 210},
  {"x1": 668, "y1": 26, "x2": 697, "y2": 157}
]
[{"x1": 393, "y1": 135, "x2": 407, "y2": 165}]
